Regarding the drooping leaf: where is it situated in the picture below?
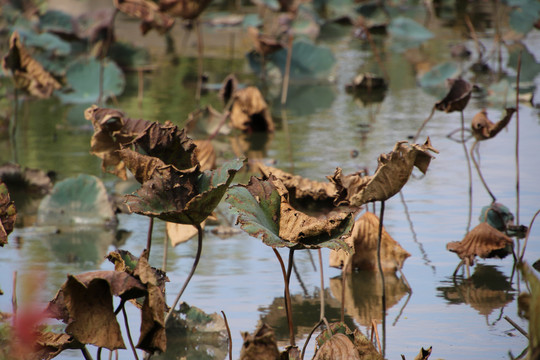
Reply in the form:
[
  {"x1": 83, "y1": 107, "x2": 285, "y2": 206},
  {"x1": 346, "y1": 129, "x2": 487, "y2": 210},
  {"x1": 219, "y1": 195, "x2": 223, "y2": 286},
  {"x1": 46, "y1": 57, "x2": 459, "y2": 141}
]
[
  {"x1": 413, "y1": 346, "x2": 432, "y2": 360},
  {"x1": 314, "y1": 333, "x2": 361, "y2": 360},
  {"x1": 159, "y1": 0, "x2": 213, "y2": 20},
  {"x1": 329, "y1": 212, "x2": 410, "y2": 273},
  {"x1": 34, "y1": 331, "x2": 83, "y2": 360},
  {"x1": 58, "y1": 57, "x2": 125, "y2": 104},
  {"x1": 471, "y1": 108, "x2": 515, "y2": 141},
  {"x1": 166, "y1": 221, "x2": 206, "y2": 247},
  {"x1": 230, "y1": 87, "x2": 274, "y2": 132},
  {"x1": 0, "y1": 162, "x2": 53, "y2": 195},
  {"x1": 114, "y1": 0, "x2": 175, "y2": 34},
  {"x1": 239, "y1": 323, "x2": 281, "y2": 360},
  {"x1": 0, "y1": 181, "x2": 17, "y2": 246},
  {"x1": 479, "y1": 202, "x2": 515, "y2": 232},
  {"x1": 36, "y1": 174, "x2": 116, "y2": 227},
  {"x1": 226, "y1": 176, "x2": 354, "y2": 252},
  {"x1": 329, "y1": 138, "x2": 438, "y2": 207},
  {"x1": 315, "y1": 322, "x2": 382, "y2": 360},
  {"x1": 446, "y1": 222, "x2": 513, "y2": 265},
  {"x1": 434, "y1": 78, "x2": 472, "y2": 113},
  {"x1": 193, "y1": 140, "x2": 216, "y2": 171},
  {"x1": 219, "y1": 73, "x2": 238, "y2": 105},
  {"x1": 2, "y1": 31, "x2": 62, "y2": 98}
]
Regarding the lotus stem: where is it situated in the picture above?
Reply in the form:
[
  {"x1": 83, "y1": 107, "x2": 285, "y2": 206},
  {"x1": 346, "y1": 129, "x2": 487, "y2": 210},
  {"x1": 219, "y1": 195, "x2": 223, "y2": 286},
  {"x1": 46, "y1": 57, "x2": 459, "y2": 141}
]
[
  {"x1": 413, "y1": 106, "x2": 435, "y2": 143},
  {"x1": 97, "y1": 347, "x2": 102, "y2": 360},
  {"x1": 122, "y1": 303, "x2": 140, "y2": 360},
  {"x1": 165, "y1": 222, "x2": 203, "y2": 325},
  {"x1": 162, "y1": 230, "x2": 168, "y2": 272},
  {"x1": 196, "y1": 19, "x2": 204, "y2": 106},
  {"x1": 11, "y1": 271, "x2": 17, "y2": 319},
  {"x1": 460, "y1": 110, "x2": 473, "y2": 233},
  {"x1": 81, "y1": 346, "x2": 94, "y2": 360},
  {"x1": 504, "y1": 316, "x2": 528, "y2": 338},
  {"x1": 515, "y1": 50, "x2": 522, "y2": 227},
  {"x1": 208, "y1": 95, "x2": 235, "y2": 141},
  {"x1": 146, "y1": 217, "x2": 154, "y2": 256},
  {"x1": 281, "y1": 32, "x2": 294, "y2": 105},
  {"x1": 317, "y1": 249, "x2": 325, "y2": 320},
  {"x1": 376, "y1": 200, "x2": 387, "y2": 357},
  {"x1": 221, "y1": 311, "x2": 232, "y2": 360},
  {"x1": 372, "y1": 319, "x2": 382, "y2": 353},
  {"x1": 273, "y1": 248, "x2": 295, "y2": 347},
  {"x1": 470, "y1": 140, "x2": 496, "y2": 202},
  {"x1": 518, "y1": 209, "x2": 540, "y2": 262},
  {"x1": 301, "y1": 319, "x2": 323, "y2": 360}
]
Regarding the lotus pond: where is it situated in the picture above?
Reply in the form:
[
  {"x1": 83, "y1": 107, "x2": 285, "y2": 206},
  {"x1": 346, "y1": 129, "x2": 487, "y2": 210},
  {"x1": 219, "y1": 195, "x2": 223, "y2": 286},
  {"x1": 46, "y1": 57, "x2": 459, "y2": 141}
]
[{"x1": 0, "y1": 0, "x2": 539, "y2": 359}]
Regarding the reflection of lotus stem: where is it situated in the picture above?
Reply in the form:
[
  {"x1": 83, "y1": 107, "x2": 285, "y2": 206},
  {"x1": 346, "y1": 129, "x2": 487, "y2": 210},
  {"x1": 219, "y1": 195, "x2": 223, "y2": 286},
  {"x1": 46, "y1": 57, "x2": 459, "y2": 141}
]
[
  {"x1": 519, "y1": 209, "x2": 540, "y2": 262},
  {"x1": 413, "y1": 106, "x2": 435, "y2": 143},
  {"x1": 318, "y1": 249, "x2": 325, "y2": 320},
  {"x1": 221, "y1": 310, "x2": 233, "y2": 360},
  {"x1": 281, "y1": 33, "x2": 294, "y2": 105},
  {"x1": 122, "y1": 303, "x2": 140, "y2": 360},
  {"x1": 273, "y1": 248, "x2": 295, "y2": 346},
  {"x1": 515, "y1": 51, "x2": 522, "y2": 227},
  {"x1": 376, "y1": 200, "x2": 386, "y2": 357},
  {"x1": 503, "y1": 316, "x2": 529, "y2": 338},
  {"x1": 195, "y1": 19, "x2": 204, "y2": 106},
  {"x1": 11, "y1": 270, "x2": 17, "y2": 317},
  {"x1": 470, "y1": 140, "x2": 496, "y2": 202},
  {"x1": 461, "y1": 111, "x2": 473, "y2": 233},
  {"x1": 146, "y1": 217, "x2": 154, "y2": 256},
  {"x1": 164, "y1": 222, "x2": 203, "y2": 325}
]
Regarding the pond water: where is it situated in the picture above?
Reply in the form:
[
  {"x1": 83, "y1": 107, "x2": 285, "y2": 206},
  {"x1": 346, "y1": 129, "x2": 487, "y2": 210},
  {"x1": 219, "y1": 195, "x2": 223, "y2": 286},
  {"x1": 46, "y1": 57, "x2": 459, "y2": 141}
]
[{"x1": 0, "y1": 1, "x2": 539, "y2": 359}]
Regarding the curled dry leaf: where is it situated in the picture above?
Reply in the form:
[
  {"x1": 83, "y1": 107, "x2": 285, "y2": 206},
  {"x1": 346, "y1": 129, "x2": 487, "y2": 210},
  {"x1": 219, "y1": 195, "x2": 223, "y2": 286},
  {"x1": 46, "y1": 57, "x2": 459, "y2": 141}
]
[
  {"x1": 257, "y1": 162, "x2": 337, "y2": 204},
  {"x1": 230, "y1": 87, "x2": 274, "y2": 132},
  {"x1": 226, "y1": 176, "x2": 354, "y2": 252},
  {"x1": 330, "y1": 138, "x2": 438, "y2": 207},
  {"x1": 434, "y1": 78, "x2": 472, "y2": 113},
  {"x1": 315, "y1": 322, "x2": 382, "y2": 360},
  {"x1": 2, "y1": 31, "x2": 62, "y2": 98},
  {"x1": 33, "y1": 332, "x2": 83, "y2": 360},
  {"x1": 0, "y1": 181, "x2": 16, "y2": 246},
  {"x1": 239, "y1": 323, "x2": 280, "y2": 360},
  {"x1": 329, "y1": 212, "x2": 410, "y2": 273},
  {"x1": 471, "y1": 108, "x2": 516, "y2": 141},
  {"x1": 46, "y1": 271, "x2": 148, "y2": 350},
  {"x1": 446, "y1": 222, "x2": 513, "y2": 265},
  {"x1": 159, "y1": 0, "x2": 213, "y2": 20},
  {"x1": 413, "y1": 346, "x2": 432, "y2": 360},
  {"x1": 113, "y1": 0, "x2": 175, "y2": 34},
  {"x1": 314, "y1": 333, "x2": 361, "y2": 360}
]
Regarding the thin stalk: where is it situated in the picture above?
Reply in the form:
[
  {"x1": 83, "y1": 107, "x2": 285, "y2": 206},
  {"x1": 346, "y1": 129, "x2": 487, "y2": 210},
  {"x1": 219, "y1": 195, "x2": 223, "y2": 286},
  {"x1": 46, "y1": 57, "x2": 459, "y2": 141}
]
[
  {"x1": 301, "y1": 319, "x2": 323, "y2": 360},
  {"x1": 504, "y1": 316, "x2": 528, "y2": 338},
  {"x1": 195, "y1": 19, "x2": 204, "y2": 106},
  {"x1": 221, "y1": 311, "x2": 232, "y2": 360},
  {"x1": 81, "y1": 346, "x2": 94, "y2": 360},
  {"x1": 413, "y1": 106, "x2": 435, "y2": 143},
  {"x1": 165, "y1": 222, "x2": 204, "y2": 325},
  {"x1": 137, "y1": 69, "x2": 144, "y2": 109},
  {"x1": 461, "y1": 111, "x2": 473, "y2": 233},
  {"x1": 519, "y1": 209, "x2": 540, "y2": 262},
  {"x1": 515, "y1": 51, "x2": 522, "y2": 227},
  {"x1": 317, "y1": 249, "x2": 325, "y2": 321},
  {"x1": 281, "y1": 33, "x2": 294, "y2": 105},
  {"x1": 470, "y1": 140, "x2": 496, "y2": 202},
  {"x1": 122, "y1": 304, "x2": 140, "y2": 360},
  {"x1": 11, "y1": 271, "x2": 17, "y2": 319},
  {"x1": 97, "y1": 347, "x2": 102, "y2": 360},
  {"x1": 273, "y1": 248, "x2": 295, "y2": 346},
  {"x1": 376, "y1": 201, "x2": 387, "y2": 357},
  {"x1": 146, "y1": 217, "x2": 154, "y2": 256},
  {"x1": 208, "y1": 95, "x2": 235, "y2": 141},
  {"x1": 372, "y1": 320, "x2": 382, "y2": 353},
  {"x1": 162, "y1": 230, "x2": 168, "y2": 272}
]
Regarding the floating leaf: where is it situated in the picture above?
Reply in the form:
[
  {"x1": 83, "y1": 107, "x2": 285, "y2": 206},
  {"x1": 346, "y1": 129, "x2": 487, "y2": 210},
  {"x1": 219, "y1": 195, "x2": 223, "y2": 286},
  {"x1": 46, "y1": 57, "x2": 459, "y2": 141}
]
[
  {"x1": 388, "y1": 16, "x2": 433, "y2": 41},
  {"x1": 58, "y1": 57, "x2": 125, "y2": 104},
  {"x1": 2, "y1": 31, "x2": 62, "y2": 98},
  {"x1": 0, "y1": 181, "x2": 17, "y2": 246},
  {"x1": 37, "y1": 174, "x2": 116, "y2": 227},
  {"x1": 239, "y1": 323, "x2": 280, "y2": 360},
  {"x1": 230, "y1": 86, "x2": 274, "y2": 132},
  {"x1": 330, "y1": 138, "x2": 438, "y2": 207},
  {"x1": 434, "y1": 78, "x2": 472, "y2": 113},
  {"x1": 114, "y1": 0, "x2": 175, "y2": 34},
  {"x1": 418, "y1": 62, "x2": 459, "y2": 89},
  {"x1": 329, "y1": 212, "x2": 410, "y2": 273},
  {"x1": 471, "y1": 108, "x2": 515, "y2": 141},
  {"x1": 124, "y1": 155, "x2": 244, "y2": 224},
  {"x1": 226, "y1": 176, "x2": 354, "y2": 252},
  {"x1": 446, "y1": 222, "x2": 513, "y2": 265}
]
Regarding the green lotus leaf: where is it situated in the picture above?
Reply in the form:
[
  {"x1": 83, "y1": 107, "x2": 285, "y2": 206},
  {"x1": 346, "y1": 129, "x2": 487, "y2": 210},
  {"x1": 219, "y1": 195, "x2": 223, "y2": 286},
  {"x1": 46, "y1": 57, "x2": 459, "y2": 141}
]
[
  {"x1": 508, "y1": 0, "x2": 540, "y2": 35},
  {"x1": 39, "y1": 10, "x2": 75, "y2": 34},
  {"x1": 418, "y1": 62, "x2": 459, "y2": 89},
  {"x1": 58, "y1": 57, "x2": 125, "y2": 104},
  {"x1": 108, "y1": 41, "x2": 151, "y2": 69},
  {"x1": 226, "y1": 176, "x2": 354, "y2": 252},
  {"x1": 388, "y1": 16, "x2": 433, "y2": 41},
  {"x1": 16, "y1": 28, "x2": 71, "y2": 56}
]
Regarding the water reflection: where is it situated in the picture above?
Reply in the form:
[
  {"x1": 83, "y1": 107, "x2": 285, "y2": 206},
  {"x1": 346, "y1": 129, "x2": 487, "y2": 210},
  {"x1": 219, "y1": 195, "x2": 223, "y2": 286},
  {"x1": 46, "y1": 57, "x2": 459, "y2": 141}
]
[
  {"x1": 230, "y1": 131, "x2": 273, "y2": 163},
  {"x1": 329, "y1": 271, "x2": 411, "y2": 327},
  {"x1": 437, "y1": 264, "x2": 514, "y2": 320}
]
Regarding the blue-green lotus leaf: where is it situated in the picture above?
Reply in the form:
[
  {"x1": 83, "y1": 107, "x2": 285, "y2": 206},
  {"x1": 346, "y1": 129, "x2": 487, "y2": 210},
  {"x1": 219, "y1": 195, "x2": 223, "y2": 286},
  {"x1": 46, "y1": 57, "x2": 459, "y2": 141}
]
[
  {"x1": 508, "y1": 0, "x2": 540, "y2": 35},
  {"x1": 58, "y1": 57, "x2": 125, "y2": 104},
  {"x1": 39, "y1": 10, "x2": 75, "y2": 34},
  {"x1": 507, "y1": 43, "x2": 540, "y2": 85},
  {"x1": 479, "y1": 203, "x2": 514, "y2": 232},
  {"x1": 16, "y1": 28, "x2": 71, "y2": 55},
  {"x1": 418, "y1": 62, "x2": 459, "y2": 89},
  {"x1": 388, "y1": 17, "x2": 433, "y2": 41},
  {"x1": 226, "y1": 176, "x2": 354, "y2": 252},
  {"x1": 37, "y1": 174, "x2": 116, "y2": 227}
]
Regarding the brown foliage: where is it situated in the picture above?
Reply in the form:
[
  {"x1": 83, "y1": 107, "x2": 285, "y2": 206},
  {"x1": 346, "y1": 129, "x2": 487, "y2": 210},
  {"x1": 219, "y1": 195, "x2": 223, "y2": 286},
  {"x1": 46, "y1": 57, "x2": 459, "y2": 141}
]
[
  {"x1": 113, "y1": 0, "x2": 175, "y2": 34},
  {"x1": 330, "y1": 138, "x2": 438, "y2": 206},
  {"x1": 471, "y1": 108, "x2": 516, "y2": 141},
  {"x1": 159, "y1": 0, "x2": 213, "y2": 20},
  {"x1": 435, "y1": 78, "x2": 472, "y2": 113},
  {"x1": 230, "y1": 87, "x2": 274, "y2": 132},
  {"x1": 240, "y1": 323, "x2": 280, "y2": 360},
  {"x1": 33, "y1": 332, "x2": 83, "y2": 360},
  {"x1": 247, "y1": 27, "x2": 284, "y2": 56},
  {"x1": 314, "y1": 333, "x2": 362, "y2": 360},
  {"x1": 2, "y1": 31, "x2": 62, "y2": 98},
  {"x1": 446, "y1": 222, "x2": 513, "y2": 265},
  {"x1": 0, "y1": 181, "x2": 16, "y2": 246},
  {"x1": 194, "y1": 140, "x2": 216, "y2": 171},
  {"x1": 329, "y1": 212, "x2": 410, "y2": 273}
]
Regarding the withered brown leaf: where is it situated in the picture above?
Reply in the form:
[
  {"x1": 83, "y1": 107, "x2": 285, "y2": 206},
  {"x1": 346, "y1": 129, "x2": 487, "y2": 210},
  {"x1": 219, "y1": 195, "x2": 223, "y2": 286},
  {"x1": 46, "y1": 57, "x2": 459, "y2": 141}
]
[
  {"x1": 33, "y1": 332, "x2": 83, "y2": 360},
  {"x1": 435, "y1": 78, "x2": 472, "y2": 113},
  {"x1": 0, "y1": 181, "x2": 16, "y2": 246},
  {"x1": 166, "y1": 220, "x2": 206, "y2": 247},
  {"x1": 471, "y1": 108, "x2": 516, "y2": 141},
  {"x1": 194, "y1": 139, "x2": 216, "y2": 171},
  {"x1": 329, "y1": 138, "x2": 438, "y2": 207},
  {"x1": 113, "y1": 0, "x2": 175, "y2": 34},
  {"x1": 239, "y1": 323, "x2": 280, "y2": 360},
  {"x1": 230, "y1": 86, "x2": 274, "y2": 132},
  {"x1": 329, "y1": 212, "x2": 410, "y2": 273},
  {"x1": 2, "y1": 31, "x2": 62, "y2": 98},
  {"x1": 159, "y1": 0, "x2": 213, "y2": 20},
  {"x1": 247, "y1": 27, "x2": 284, "y2": 56},
  {"x1": 314, "y1": 333, "x2": 361, "y2": 360},
  {"x1": 446, "y1": 222, "x2": 513, "y2": 265}
]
